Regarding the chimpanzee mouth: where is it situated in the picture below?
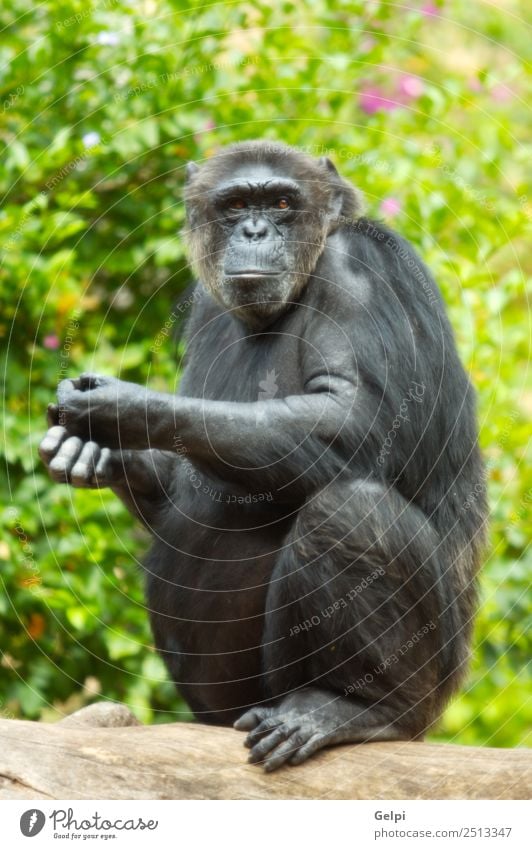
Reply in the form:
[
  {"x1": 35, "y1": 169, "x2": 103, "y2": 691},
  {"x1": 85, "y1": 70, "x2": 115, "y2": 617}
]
[{"x1": 226, "y1": 270, "x2": 281, "y2": 278}]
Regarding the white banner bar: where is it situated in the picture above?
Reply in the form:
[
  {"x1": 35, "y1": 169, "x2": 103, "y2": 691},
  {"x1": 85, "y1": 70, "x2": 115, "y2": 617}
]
[{"x1": 1, "y1": 799, "x2": 529, "y2": 848}]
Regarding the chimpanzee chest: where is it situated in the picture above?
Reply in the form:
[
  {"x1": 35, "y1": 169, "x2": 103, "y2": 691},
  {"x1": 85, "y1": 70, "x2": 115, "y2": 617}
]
[{"x1": 180, "y1": 308, "x2": 307, "y2": 403}]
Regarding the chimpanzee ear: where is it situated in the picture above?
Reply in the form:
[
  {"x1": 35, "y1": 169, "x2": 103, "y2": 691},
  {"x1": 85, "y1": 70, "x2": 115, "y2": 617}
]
[
  {"x1": 319, "y1": 156, "x2": 340, "y2": 177},
  {"x1": 319, "y1": 157, "x2": 344, "y2": 224},
  {"x1": 185, "y1": 161, "x2": 200, "y2": 181}
]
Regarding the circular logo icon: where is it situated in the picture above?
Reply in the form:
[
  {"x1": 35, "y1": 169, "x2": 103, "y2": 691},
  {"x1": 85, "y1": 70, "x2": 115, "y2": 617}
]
[{"x1": 20, "y1": 809, "x2": 46, "y2": 837}]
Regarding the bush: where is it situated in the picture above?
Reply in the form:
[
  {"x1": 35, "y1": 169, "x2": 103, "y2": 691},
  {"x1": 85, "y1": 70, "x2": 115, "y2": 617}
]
[{"x1": 1, "y1": 0, "x2": 530, "y2": 744}]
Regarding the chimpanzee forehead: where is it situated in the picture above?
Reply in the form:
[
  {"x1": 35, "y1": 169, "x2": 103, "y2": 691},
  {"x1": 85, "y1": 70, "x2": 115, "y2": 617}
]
[
  {"x1": 213, "y1": 175, "x2": 303, "y2": 200},
  {"x1": 210, "y1": 158, "x2": 334, "y2": 203},
  {"x1": 221, "y1": 161, "x2": 296, "y2": 183}
]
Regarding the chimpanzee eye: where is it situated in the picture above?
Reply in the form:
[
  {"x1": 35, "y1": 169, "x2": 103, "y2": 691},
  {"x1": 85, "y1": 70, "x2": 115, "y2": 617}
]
[
  {"x1": 228, "y1": 198, "x2": 247, "y2": 210},
  {"x1": 275, "y1": 197, "x2": 290, "y2": 209}
]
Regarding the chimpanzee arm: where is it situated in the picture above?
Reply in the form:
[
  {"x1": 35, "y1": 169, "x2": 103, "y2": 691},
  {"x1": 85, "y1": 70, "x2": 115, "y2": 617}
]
[{"x1": 54, "y1": 372, "x2": 372, "y2": 495}]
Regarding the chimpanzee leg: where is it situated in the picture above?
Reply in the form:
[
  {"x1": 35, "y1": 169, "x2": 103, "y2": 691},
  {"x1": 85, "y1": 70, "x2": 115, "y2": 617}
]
[{"x1": 235, "y1": 478, "x2": 458, "y2": 771}]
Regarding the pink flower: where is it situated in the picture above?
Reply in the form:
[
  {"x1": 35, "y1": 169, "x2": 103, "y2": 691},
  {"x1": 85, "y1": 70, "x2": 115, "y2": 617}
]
[
  {"x1": 491, "y1": 83, "x2": 513, "y2": 102},
  {"x1": 468, "y1": 77, "x2": 483, "y2": 92},
  {"x1": 360, "y1": 37, "x2": 376, "y2": 54},
  {"x1": 359, "y1": 86, "x2": 399, "y2": 115},
  {"x1": 398, "y1": 75, "x2": 424, "y2": 99},
  {"x1": 43, "y1": 334, "x2": 60, "y2": 350},
  {"x1": 421, "y1": 3, "x2": 440, "y2": 16},
  {"x1": 193, "y1": 119, "x2": 216, "y2": 142},
  {"x1": 380, "y1": 197, "x2": 402, "y2": 217}
]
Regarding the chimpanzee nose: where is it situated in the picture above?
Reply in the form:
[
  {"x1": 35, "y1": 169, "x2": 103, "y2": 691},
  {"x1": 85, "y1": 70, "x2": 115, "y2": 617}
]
[{"x1": 243, "y1": 217, "x2": 268, "y2": 239}]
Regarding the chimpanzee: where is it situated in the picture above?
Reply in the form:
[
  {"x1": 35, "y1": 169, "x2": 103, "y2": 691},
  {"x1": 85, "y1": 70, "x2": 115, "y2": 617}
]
[{"x1": 39, "y1": 140, "x2": 487, "y2": 771}]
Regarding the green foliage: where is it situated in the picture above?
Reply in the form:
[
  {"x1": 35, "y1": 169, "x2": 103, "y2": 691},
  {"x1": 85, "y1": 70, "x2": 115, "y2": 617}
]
[{"x1": 0, "y1": 0, "x2": 530, "y2": 744}]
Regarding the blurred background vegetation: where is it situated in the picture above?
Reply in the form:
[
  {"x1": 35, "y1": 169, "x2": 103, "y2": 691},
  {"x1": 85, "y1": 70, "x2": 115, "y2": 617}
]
[{"x1": 0, "y1": 0, "x2": 530, "y2": 746}]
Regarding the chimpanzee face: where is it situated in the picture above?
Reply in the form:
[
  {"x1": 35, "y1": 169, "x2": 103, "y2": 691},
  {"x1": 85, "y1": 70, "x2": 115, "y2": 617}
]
[{"x1": 184, "y1": 143, "x2": 359, "y2": 327}]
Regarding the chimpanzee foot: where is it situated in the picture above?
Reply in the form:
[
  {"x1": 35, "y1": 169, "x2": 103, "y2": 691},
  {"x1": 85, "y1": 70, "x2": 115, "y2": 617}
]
[{"x1": 234, "y1": 687, "x2": 405, "y2": 771}]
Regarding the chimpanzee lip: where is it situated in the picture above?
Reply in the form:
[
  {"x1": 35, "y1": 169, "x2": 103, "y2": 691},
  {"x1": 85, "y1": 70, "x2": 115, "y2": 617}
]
[{"x1": 226, "y1": 270, "x2": 283, "y2": 277}]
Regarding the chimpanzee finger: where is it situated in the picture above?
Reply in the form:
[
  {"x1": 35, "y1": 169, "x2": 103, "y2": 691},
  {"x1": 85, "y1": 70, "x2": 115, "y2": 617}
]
[
  {"x1": 233, "y1": 706, "x2": 272, "y2": 732},
  {"x1": 288, "y1": 733, "x2": 326, "y2": 766},
  {"x1": 92, "y1": 447, "x2": 127, "y2": 487},
  {"x1": 262, "y1": 729, "x2": 310, "y2": 772},
  {"x1": 48, "y1": 436, "x2": 84, "y2": 483},
  {"x1": 92, "y1": 448, "x2": 111, "y2": 486},
  {"x1": 39, "y1": 426, "x2": 68, "y2": 463},
  {"x1": 47, "y1": 403, "x2": 60, "y2": 427},
  {"x1": 245, "y1": 716, "x2": 282, "y2": 748},
  {"x1": 57, "y1": 379, "x2": 79, "y2": 411},
  {"x1": 247, "y1": 722, "x2": 299, "y2": 763},
  {"x1": 71, "y1": 441, "x2": 101, "y2": 488},
  {"x1": 78, "y1": 372, "x2": 106, "y2": 390}
]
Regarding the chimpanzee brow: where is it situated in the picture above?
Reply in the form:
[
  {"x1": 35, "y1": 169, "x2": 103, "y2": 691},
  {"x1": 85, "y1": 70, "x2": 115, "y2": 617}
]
[{"x1": 213, "y1": 179, "x2": 302, "y2": 202}]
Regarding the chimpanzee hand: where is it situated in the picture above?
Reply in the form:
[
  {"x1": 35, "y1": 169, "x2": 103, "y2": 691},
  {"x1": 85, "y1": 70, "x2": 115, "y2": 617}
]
[
  {"x1": 50, "y1": 372, "x2": 150, "y2": 449},
  {"x1": 39, "y1": 424, "x2": 117, "y2": 488},
  {"x1": 40, "y1": 415, "x2": 179, "y2": 526}
]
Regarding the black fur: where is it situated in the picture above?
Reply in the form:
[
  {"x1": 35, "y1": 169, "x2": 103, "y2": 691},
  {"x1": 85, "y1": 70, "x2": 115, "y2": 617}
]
[{"x1": 40, "y1": 141, "x2": 487, "y2": 770}]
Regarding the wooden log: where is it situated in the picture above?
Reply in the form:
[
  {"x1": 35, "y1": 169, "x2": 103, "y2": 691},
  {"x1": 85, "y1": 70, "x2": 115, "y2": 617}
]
[{"x1": 0, "y1": 707, "x2": 530, "y2": 800}]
